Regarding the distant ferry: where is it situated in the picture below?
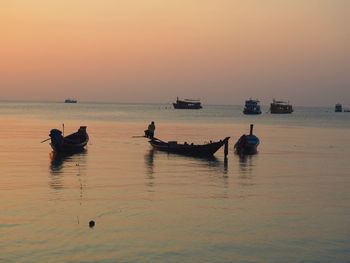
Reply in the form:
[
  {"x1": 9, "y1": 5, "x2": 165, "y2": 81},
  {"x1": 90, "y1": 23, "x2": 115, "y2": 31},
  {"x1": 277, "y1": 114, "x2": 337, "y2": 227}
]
[
  {"x1": 243, "y1": 99, "x2": 262, "y2": 115},
  {"x1": 270, "y1": 99, "x2": 293, "y2": 114},
  {"x1": 173, "y1": 97, "x2": 202, "y2": 109},
  {"x1": 64, "y1": 99, "x2": 77, "y2": 103},
  {"x1": 335, "y1": 103, "x2": 342, "y2": 112}
]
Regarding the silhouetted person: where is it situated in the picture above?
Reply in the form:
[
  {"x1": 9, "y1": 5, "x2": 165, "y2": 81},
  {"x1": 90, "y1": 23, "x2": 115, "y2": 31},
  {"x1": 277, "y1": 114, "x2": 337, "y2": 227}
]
[
  {"x1": 239, "y1": 134, "x2": 247, "y2": 148},
  {"x1": 144, "y1": 121, "x2": 155, "y2": 139},
  {"x1": 235, "y1": 134, "x2": 247, "y2": 153}
]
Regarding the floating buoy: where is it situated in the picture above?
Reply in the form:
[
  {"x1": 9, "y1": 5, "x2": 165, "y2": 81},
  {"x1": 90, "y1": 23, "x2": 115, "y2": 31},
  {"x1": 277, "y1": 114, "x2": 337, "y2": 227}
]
[{"x1": 89, "y1": 220, "x2": 95, "y2": 228}]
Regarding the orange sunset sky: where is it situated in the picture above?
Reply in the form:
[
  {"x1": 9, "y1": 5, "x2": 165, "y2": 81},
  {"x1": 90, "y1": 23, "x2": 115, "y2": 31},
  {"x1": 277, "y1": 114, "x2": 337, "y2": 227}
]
[{"x1": 1, "y1": 0, "x2": 350, "y2": 106}]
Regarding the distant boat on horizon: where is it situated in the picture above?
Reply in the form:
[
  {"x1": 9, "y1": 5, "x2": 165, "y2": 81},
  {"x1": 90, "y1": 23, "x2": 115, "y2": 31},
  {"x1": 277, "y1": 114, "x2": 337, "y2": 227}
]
[
  {"x1": 243, "y1": 98, "x2": 262, "y2": 115},
  {"x1": 335, "y1": 103, "x2": 343, "y2": 112},
  {"x1": 64, "y1": 98, "x2": 77, "y2": 103},
  {"x1": 173, "y1": 97, "x2": 202, "y2": 109},
  {"x1": 270, "y1": 99, "x2": 293, "y2": 114}
]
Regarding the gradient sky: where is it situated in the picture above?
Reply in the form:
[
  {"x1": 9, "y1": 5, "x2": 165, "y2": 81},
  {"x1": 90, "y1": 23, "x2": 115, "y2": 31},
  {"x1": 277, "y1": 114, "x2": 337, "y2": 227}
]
[{"x1": 1, "y1": 0, "x2": 350, "y2": 106}]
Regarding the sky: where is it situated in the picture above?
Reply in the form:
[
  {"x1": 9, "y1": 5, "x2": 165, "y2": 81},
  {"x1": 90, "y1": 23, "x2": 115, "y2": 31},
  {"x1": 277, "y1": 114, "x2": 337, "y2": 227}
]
[{"x1": 1, "y1": 0, "x2": 350, "y2": 106}]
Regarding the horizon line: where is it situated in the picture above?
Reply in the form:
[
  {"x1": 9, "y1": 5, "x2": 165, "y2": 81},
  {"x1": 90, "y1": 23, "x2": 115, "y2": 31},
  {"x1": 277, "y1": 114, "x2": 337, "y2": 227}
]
[{"x1": 0, "y1": 99, "x2": 342, "y2": 108}]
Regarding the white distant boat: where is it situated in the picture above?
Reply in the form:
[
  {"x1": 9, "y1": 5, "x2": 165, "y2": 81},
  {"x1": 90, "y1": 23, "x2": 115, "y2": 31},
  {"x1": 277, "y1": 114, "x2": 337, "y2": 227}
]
[{"x1": 64, "y1": 99, "x2": 77, "y2": 103}]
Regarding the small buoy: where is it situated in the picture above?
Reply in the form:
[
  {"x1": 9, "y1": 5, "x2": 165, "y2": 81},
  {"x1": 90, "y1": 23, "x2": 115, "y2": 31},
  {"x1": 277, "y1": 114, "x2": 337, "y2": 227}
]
[{"x1": 89, "y1": 220, "x2": 95, "y2": 228}]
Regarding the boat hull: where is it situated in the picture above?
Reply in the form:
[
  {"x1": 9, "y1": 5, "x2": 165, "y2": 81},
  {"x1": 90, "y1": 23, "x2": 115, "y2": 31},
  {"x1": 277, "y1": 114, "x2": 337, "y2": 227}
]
[
  {"x1": 173, "y1": 103, "x2": 202, "y2": 109},
  {"x1": 243, "y1": 109, "x2": 262, "y2": 115},
  {"x1": 64, "y1": 99, "x2": 77, "y2": 103},
  {"x1": 50, "y1": 140, "x2": 88, "y2": 153},
  {"x1": 149, "y1": 137, "x2": 230, "y2": 157},
  {"x1": 270, "y1": 105, "x2": 293, "y2": 114},
  {"x1": 270, "y1": 110, "x2": 293, "y2": 114},
  {"x1": 235, "y1": 144, "x2": 258, "y2": 155}
]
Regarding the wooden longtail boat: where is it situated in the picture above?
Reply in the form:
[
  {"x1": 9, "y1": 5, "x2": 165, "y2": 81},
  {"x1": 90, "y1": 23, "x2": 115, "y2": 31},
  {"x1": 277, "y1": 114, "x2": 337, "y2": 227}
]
[
  {"x1": 234, "y1": 124, "x2": 260, "y2": 155},
  {"x1": 149, "y1": 137, "x2": 230, "y2": 157},
  {"x1": 49, "y1": 126, "x2": 89, "y2": 153}
]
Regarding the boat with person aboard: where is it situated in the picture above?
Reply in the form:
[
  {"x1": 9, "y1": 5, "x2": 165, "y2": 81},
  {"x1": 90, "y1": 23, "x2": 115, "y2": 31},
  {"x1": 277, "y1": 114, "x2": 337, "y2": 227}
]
[
  {"x1": 149, "y1": 137, "x2": 230, "y2": 157},
  {"x1": 49, "y1": 126, "x2": 89, "y2": 153},
  {"x1": 270, "y1": 99, "x2": 293, "y2": 114},
  {"x1": 243, "y1": 98, "x2": 262, "y2": 115},
  {"x1": 173, "y1": 97, "x2": 202, "y2": 109}
]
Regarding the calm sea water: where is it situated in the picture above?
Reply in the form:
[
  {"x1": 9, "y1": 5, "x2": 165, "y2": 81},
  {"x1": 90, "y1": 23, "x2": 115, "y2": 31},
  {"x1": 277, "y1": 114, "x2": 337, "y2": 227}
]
[{"x1": 1, "y1": 102, "x2": 350, "y2": 262}]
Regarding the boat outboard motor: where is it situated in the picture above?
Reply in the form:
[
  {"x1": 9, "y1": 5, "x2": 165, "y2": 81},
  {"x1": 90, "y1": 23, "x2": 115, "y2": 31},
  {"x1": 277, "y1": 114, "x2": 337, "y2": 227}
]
[{"x1": 49, "y1": 129, "x2": 64, "y2": 148}]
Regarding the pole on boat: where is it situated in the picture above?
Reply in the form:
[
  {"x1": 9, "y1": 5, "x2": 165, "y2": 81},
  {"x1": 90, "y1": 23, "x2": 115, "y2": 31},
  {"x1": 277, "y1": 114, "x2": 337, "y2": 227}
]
[
  {"x1": 63, "y1": 123, "x2": 65, "y2": 136},
  {"x1": 250, "y1": 124, "x2": 254, "y2": 136},
  {"x1": 40, "y1": 138, "x2": 50, "y2": 143},
  {"x1": 224, "y1": 139, "x2": 229, "y2": 158}
]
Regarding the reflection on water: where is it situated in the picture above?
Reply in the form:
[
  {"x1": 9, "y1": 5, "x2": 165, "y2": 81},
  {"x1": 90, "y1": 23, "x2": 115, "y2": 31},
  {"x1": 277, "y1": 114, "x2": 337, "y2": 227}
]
[
  {"x1": 238, "y1": 154, "x2": 255, "y2": 174},
  {"x1": 236, "y1": 153, "x2": 257, "y2": 187},
  {"x1": 144, "y1": 149, "x2": 154, "y2": 176},
  {"x1": 49, "y1": 150, "x2": 87, "y2": 191},
  {"x1": 145, "y1": 149, "x2": 229, "y2": 171},
  {"x1": 224, "y1": 157, "x2": 228, "y2": 175},
  {"x1": 144, "y1": 149, "x2": 155, "y2": 190},
  {"x1": 144, "y1": 149, "x2": 229, "y2": 191},
  {"x1": 2, "y1": 104, "x2": 350, "y2": 262}
]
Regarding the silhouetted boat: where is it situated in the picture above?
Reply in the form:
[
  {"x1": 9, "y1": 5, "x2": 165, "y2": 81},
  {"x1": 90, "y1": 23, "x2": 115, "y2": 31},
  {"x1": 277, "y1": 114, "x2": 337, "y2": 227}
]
[
  {"x1": 64, "y1": 98, "x2": 77, "y2": 103},
  {"x1": 243, "y1": 98, "x2": 262, "y2": 115},
  {"x1": 234, "y1": 124, "x2": 260, "y2": 155},
  {"x1": 335, "y1": 103, "x2": 343, "y2": 112},
  {"x1": 149, "y1": 137, "x2": 230, "y2": 157},
  {"x1": 49, "y1": 126, "x2": 89, "y2": 153},
  {"x1": 173, "y1": 97, "x2": 202, "y2": 109},
  {"x1": 270, "y1": 99, "x2": 293, "y2": 114}
]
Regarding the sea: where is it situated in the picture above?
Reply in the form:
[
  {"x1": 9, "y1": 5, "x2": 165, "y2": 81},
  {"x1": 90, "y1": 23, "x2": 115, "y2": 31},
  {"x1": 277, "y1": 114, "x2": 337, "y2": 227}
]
[{"x1": 0, "y1": 101, "x2": 349, "y2": 263}]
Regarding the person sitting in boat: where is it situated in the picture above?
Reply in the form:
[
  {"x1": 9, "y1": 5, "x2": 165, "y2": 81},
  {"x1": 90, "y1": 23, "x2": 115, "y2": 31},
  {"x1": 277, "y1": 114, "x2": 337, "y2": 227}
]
[
  {"x1": 240, "y1": 134, "x2": 247, "y2": 147},
  {"x1": 235, "y1": 134, "x2": 247, "y2": 150},
  {"x1": 144, "y1": 121, "x2": 155, "y2": 139}
]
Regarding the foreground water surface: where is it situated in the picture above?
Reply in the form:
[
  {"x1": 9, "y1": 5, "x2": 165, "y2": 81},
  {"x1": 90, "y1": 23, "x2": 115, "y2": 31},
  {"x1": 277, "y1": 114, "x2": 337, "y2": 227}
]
[{"x1": 0, "y1": 102, "x2": 349, "y2": 262}]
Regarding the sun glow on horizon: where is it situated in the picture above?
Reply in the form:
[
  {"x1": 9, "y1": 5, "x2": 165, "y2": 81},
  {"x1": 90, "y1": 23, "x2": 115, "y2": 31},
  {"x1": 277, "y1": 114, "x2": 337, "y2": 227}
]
[{"x1": 1, "y1": 0, "x2": 350, "y2": 106}]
